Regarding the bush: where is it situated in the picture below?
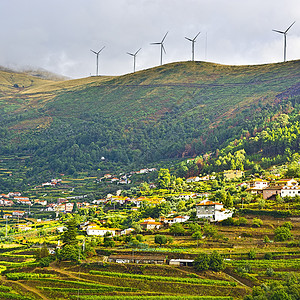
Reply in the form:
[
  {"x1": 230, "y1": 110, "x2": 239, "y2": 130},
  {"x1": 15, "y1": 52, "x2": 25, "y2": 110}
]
[
  {"x1": 274, "y1": 226, "x2": 292, "y2": 242},
  {"x1": 282, "y1": 221, "x2": 293, "y2": 230},
  {"x1": 209, "y1": 250, "x2": 224, "y2": 272},
  {"x1": 194, "y1": 252, "x2": 209, "y2": 271},
  {"x1": 154, "y1": 234, "x2": 167, "y2": 246},
  {"x1": 39, "y1": 256, "x2": 54, "y2": 267},
  {"x1": 265, "y1": 267, "x2": 274, "y2": 277},
  {"x1": 237, "y1": 217, "x2": 248, "y2": 226},
  {"x1": 248, "y1": 249, "x2": 256, "y2": 259},
  {"x1": 252, "y1": 218, "x2": 263, "y2": 227},
  {"x1": 264, "y1": 252, "x2": 273, "y2": 260}
]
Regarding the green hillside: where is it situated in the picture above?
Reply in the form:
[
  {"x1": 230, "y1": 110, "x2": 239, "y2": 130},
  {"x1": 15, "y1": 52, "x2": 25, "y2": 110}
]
[{"x1": 0, "y1": 60, "x2": 299, "y2": 184}]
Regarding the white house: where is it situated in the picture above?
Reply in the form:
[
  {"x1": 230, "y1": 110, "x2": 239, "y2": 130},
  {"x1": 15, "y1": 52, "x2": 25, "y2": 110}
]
[
  {"x1": 86, "y1": 225, "x2": 120, "y2": 236},
  {"x1": 160, "y1": 215, "x2": 190, "y2": 225},
  {"x1": 196, "y1": 200, "x2": 233, "y2": 222},
  {"x1": 246, "y1": 179, "x2": 269, "y2": 194},
  {"x1": 281, "y1": 185, "x2": 300, "y2": 198}
]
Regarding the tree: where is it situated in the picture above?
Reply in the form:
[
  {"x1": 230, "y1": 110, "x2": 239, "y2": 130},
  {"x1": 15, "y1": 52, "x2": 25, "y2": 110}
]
[
  {"x1": 154, "y1": 234, "x2": 167, "y2": 246},
  {"x1": 194, "y1": 252, "x2": 209, "y2": 271},
  {"x1": 59, "y1": 244, "x2": 79, "y2": 261},
  {"x1": 209, "y1": 250, "x2": 224, "y2": 271},
  {"x1": 169, "y1": 223, "x2": 185, "y2": 236},
  {"x1": 157, "y1": 168, "x2": 171, "y2": 189},
  {"x1": 192, "y1": 231, "x2": 203, "y2": 247},
  {"x1": 203, "y1": 223, "x2": 218, "y2": 238},
  {"x1": 223, "y1": 192, "x2": 233, "y2": 208},
  {"x1": 62, "y1": 218, "x2": 78, "y2": 246}
]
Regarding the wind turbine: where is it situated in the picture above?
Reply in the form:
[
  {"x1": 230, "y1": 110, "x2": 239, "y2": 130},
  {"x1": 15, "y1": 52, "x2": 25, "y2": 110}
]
[
  {"x1": 90, "y1": 46, "x2": 105, "y2": 76},
  {"x1": 185, "y1": 32, "x2": 200, "y2": 61},
  {"x1": 127, "y1": 48, "x2": 141, "y2": 73},
  {"x1": 151, "y1": 32, "x2": 168, "y2": 65},
  {"x1": 272, "y1": 21, "x2": 295, "y2": 62}
]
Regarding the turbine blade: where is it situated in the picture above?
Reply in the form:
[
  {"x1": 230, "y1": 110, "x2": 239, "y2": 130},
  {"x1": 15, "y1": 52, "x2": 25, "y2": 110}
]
[
  {"x1": 151, "y1": 42, "x2": 161, "y2": 45},
  {"x1": 193, "y1": 31, "x2": 201, "y2": 40},
  {"x1": 285, "y1": 21, "x2": 296, "y2": 33},
  {"x1": 185, "y1": 37, "x2": 193, "y2": 42},
  {"x1": 99, "y1": 46, "x2": 105, "y2": 53},
  {"x1": 127, "y1": 52, "x2": 134, "y2": 56},
  {"x1": 272, "y1": 29, "x2": 285, "y2": 34},
  {"x1": 90, "y1": 49, "x2": 97, "y2": 54},
  {"x1": 161, "y1": 31, "x2": 168, "y2": 43},
  {"x1": 135, "y1": 48, "x2": 142, "y2": 55},
  {"x1": 162, "y1": 44, "x2": 166, "y2": 54}
]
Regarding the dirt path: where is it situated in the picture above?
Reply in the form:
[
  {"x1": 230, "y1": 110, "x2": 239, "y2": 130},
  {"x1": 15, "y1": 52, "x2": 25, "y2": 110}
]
[
  {"x1": 223, "y1": 269, "x2": 253, "y2": 289},
  {"x1": 1, "y1": 275, "x2": 50, "y2": 300}
]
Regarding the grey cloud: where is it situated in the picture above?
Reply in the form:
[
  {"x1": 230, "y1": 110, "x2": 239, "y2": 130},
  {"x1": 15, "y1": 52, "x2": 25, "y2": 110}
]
[{"x1": 0, "y1": 0, "x2": 299, "y2": 78}]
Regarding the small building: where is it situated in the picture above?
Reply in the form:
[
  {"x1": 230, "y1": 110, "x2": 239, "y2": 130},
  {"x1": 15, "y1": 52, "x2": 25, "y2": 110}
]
[
  {"x1": 281, "y1": 185, "x2": 300, "y2": 198},
  {"x1": 196, "y1": 200, "x2": 233, "y2": 222},
  {"x1": 263, "y1": 186, "x2": 283, "y2": 200},
  {"x1": 140, "y1": 218, "x2": 162, "y2": 230},
  {"x1": 246, "y1": 179, "x2": 269, "y2": 195},
  {"x1": 86, "y1": 226, "x2": 120, "y2": 236},
  {"x1": 169, "y1": 259, "x2": 194, "y2": 266},
  {"x1": 108, "y1": 255, "x2": 166, "y2": 264},
  {"x1": 160, "y1": 215, "x2": 190, "y2": 225}
]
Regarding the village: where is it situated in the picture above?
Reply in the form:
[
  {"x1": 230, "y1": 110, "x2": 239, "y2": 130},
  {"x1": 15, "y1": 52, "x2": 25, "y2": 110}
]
[{"x1": 1, "y1": 166, "x2": 299, "y2": 240}]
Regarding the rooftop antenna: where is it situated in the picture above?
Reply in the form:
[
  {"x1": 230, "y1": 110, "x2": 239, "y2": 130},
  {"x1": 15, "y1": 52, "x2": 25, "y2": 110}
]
[
  {"x1": 185, "y1": 32, "x2": 200, "y2": 61},
  {"x1": 127, "y1": 48, "x2": 141, "y2": 73},
  {"x1": 151, "y1": 32, "x2": 168, "y2": 65},
  {"x1": 90, "y1": 46, "x2": 105, "y2": 76},
  {"x1": 272, "y1": 21, "x2": 295, "y2": 62}
]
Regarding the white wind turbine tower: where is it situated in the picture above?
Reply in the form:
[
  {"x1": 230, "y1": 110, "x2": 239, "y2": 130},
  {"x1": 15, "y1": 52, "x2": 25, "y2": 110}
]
[
  {"x1": 185, "y1": 32, "x2": 200, "y2": 61},
  {"x1": 272, "y1": 22, "x2": 295, "y2": 62},
  {"x1": 151, "y1": 32, "x2": 168, "y2": 66},
  {"x1": 127, "y1": 48, "x2": 141, "y2": 73},
  {"x1": 90, "y1": 46, "x2": 105, "y2": 76}
]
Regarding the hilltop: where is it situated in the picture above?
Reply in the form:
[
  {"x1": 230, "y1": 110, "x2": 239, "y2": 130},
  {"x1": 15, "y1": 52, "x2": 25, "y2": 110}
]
[{"x1": 0, "y1": 60, "x2": 299, "y2": 182}]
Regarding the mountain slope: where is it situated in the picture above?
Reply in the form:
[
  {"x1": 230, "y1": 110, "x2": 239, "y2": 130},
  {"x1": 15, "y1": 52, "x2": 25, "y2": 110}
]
[{"x1": 0, "y1": 60, "x2": 299, "y2": 179}]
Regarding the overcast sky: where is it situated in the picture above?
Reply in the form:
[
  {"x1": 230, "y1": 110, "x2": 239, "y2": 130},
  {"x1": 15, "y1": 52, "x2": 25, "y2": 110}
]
[{"x1": 0, "y1": 0, "x2": 299, "y2": 78}]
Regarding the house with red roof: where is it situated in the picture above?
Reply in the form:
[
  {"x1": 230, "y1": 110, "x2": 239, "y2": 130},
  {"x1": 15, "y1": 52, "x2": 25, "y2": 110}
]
[{"x1": 196, "y1": 200, "x2": 233, "y2": 222}]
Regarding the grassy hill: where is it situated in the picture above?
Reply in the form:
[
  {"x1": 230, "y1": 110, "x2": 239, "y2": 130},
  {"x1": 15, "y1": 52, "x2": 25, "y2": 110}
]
[{"x1": 0, "y1": 60, "x2": 299, "y2": 183}]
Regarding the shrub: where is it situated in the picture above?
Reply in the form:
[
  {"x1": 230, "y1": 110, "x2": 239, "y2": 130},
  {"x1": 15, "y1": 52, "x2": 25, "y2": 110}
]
[
  {"x1": 266, "y1": 267, "x2": 274, "y2": 277},
  {"x1": 209, "y1": 250, "x2": 224, "y2": 272},
  {"x1": 203, "y1": 223, "x2": 218, "y2": 238},
  {"x1": 194, "y1": 252, "x2": 209, "y2": 271},
  {"x1": 264, "y1": 235, "x2": 271, "y2": 243},
  {"x1": 169, "y1": 223, "x2": 185, "y2": 236},
  {"x1": 248, "y1": 249, "x2": 256, "y2": 259},
  {"x1": 154, "y1": 234, "x2": 167, "y2": 246},
  {"x1": 274, "y1": 226, "x2": 292, "y2": 242},
  {"x1": 264, "y1": 252, "x2": 273, "y2": 260},
  {"x1": 136, "y1": 234, "x2": 144, "y2": 242},
  {"x1": 220, "y1": 217, "x2": 235, "y2": 226},
  {"x1": 282, "y1": 221, "x2": 293, "y2": 230},
  {"x1": 252, "y1": 218, "x2": 263, "y2": 227}
]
